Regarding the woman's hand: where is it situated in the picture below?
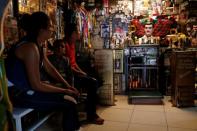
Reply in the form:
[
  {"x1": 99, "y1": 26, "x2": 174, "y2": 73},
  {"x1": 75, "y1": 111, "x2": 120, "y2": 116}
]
[
  {"x1": 77, "y1": 71, "x2": 87, "y2": 77},
  {"x1": 81, "y1": 71, "x2": 87, "y2": 76},
  {"x1": 64, "y1": 88, "x2": 79, "y2": 97},
  {"x1": 68, "y1": 86, "x2": 80, "y2": 96},
  {"x1": 64, "y1": 95, "x2": 77, "y2": 104}
]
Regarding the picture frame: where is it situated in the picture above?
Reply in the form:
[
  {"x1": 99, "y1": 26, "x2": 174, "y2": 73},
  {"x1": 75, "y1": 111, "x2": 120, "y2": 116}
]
[{"x1": 113, "y1": 49, "x2": 124, "y2": 73}]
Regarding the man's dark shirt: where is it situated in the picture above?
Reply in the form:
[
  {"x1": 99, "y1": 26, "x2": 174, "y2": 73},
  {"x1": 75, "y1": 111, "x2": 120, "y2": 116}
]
[{"x1": 48, "y1": 54, "x2": 73, "y2": 85}]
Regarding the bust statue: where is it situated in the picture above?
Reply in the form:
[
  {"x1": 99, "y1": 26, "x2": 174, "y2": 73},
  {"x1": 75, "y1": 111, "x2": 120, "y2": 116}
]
[{"x1": 139, "y1": 23, "x2": 154, "y2": 44}]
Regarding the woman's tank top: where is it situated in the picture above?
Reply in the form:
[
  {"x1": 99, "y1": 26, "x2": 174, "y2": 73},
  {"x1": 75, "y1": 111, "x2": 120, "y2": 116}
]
[{"x1": 5, "y1": 37, "x2": 44, "y2": 91}]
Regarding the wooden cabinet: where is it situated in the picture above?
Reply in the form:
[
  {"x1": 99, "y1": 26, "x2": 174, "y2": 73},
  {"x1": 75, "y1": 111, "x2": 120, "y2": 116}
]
[{"x1": 171, "y1": 51, "x2": 196, "y2": 107}]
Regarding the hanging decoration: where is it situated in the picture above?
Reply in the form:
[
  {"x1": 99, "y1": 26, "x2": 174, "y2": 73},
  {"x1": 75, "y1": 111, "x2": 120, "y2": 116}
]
[{"x1": 18, "y1": 0, "x2": 39, "y2": 14}]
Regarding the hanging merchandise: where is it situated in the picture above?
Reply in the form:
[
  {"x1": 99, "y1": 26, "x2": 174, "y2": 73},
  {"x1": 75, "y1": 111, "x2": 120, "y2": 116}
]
[
  {"x1": 56, "y1": 6, "x2": 64, "y2": 39},
  {"x1": 161, "y1": 0, "x2": 173, "y2": 15},
  {"x1": 101, "y1": 21, "x2": 110, "y2": 48},
  {"x1": 91, "y1": 8, "x2": 105, "y2": 49},
  {"x1": 18, "y1": 0, "x2": 39, "y2": 14},
  {"x1": 91, "y1": 25, "x2": 104, "y2": 49},
  {"x1": 103, "y1": 0, "x2": 109, "y2": 8},
  {"x1": 44, "y1": 0, "x2": 57, "y2": 28},
  {"x1": 103, "y1": 0, "x2": 109, "y2": 14},
  {"x1": 87, "y1": 12, "x2": 93, "y2": 48},
  {"x1": 109, "y1": 0, "x2": 133, "y2": 17},
  {"x1": 40, "y1": 0, "x2": 57, "y2": 41},
  {"x1": 3, "y1": 17, "x2": 18, "y2": 55},
  {"x1": 88, "y1": 0, "x2": 95, "y2": 6},
  {"x1": 74, "y1": 2, "x2": 94, "y2": 49},
  {"x1": 64, "y1": 2, "x2": 88, "y2": 50},
  {"x1": 80, "y1": 3, "x2": 89, "y2": 48},
  {"x1": 3, "y1": 2, "x2": 18, "y2": 56},
  {"x1": 101, "y1": 22, "x2": 110, "y2": 38}
]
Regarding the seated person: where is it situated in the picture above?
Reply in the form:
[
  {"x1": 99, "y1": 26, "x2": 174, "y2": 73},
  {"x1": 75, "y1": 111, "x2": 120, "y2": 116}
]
[
  {"x1": 65, "y1": 23, "x2": 104, "y2": 124},
  {"x1": 48, "y1": 39, "x2": 74, "y2": 86},
  {"x1": 5, "y1": 12, "x2": 80, "y2": 131}
]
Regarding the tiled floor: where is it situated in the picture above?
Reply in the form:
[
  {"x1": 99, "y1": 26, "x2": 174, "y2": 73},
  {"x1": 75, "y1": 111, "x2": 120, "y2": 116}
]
[{"x1": 36, "y1": 95, "x2": 197, "y2": 131}]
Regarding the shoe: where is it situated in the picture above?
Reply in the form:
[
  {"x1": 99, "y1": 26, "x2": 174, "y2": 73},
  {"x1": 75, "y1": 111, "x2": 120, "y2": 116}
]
[{"x1": 87, "y1": 114, "x2": 104, "y2": 125}]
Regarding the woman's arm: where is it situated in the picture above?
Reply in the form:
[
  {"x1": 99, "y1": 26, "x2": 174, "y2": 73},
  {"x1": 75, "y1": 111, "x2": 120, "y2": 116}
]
[
  {"x1": 43, "y1": 55, "x2": 79, "y2": 95},
  {"x1": 72, "y1": 64, "x2": 87, "y2": 76},
  {"x1": 15, "y1": 43, "x2": 75, "y2": 94},
  {"x1": 43, "y1": 56, "x2": 71, "y2": 87}
]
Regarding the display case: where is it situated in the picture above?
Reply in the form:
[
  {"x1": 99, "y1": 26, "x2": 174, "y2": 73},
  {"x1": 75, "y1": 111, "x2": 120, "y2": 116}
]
[
  {"x1": 125, "y1": 44, "x2": 163, "y2": 104},
  {"x1": 126, "y1": 44, "x2": 159, "y2": 89}
]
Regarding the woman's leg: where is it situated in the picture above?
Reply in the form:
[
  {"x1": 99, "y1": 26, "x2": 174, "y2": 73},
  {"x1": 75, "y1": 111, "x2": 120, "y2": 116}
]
[
  {"x1": 9, "y1": 89, "x2": 80, "y2": 130},
  {"x1": 74, "y1": 75, "x2": 104, "y2": 124},
  {"x1": 74, "y1": 76, "x2": 97, "y2": 116},
  {"x1": 62, "y1": 103, "x2": 79, "y2": 131}
]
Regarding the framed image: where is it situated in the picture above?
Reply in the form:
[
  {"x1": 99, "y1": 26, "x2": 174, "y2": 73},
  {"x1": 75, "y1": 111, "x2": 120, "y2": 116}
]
[
  {"x1": 100, "y1": 23, "x2": 110, "y2": 38},
  {"x1": 113, "y1": 49, "x2": 124, "y2": 73},
  {"x1": 104, "y1": 39, "x2": 110, "y2": 48}
]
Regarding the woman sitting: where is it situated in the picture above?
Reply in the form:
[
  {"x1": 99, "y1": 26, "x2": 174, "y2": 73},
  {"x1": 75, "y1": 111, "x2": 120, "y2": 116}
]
[{"x1": 6, "y1": 12, "x2": 80, "y2": 131}]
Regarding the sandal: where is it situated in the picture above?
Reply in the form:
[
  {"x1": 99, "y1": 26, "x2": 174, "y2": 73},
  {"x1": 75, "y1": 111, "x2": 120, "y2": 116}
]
[{"x1": 87, "y1": 114, "x2": 104, "y2": 125}]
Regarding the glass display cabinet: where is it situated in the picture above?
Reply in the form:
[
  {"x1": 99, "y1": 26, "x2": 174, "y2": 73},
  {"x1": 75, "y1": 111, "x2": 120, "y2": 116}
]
[{"x1": 125, "y1": 44, "x2": 163, "y2": 104}]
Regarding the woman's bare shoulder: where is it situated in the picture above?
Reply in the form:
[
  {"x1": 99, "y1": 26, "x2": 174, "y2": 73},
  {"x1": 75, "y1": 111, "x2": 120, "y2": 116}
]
[{"x1": 15, "y1": 42, "x2": 39, "y2": 59}]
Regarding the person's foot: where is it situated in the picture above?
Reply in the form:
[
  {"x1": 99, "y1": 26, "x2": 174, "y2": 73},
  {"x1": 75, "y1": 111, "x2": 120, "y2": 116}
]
[{"x1": 87, "y1": 114, "x2": 104, "y2": 125}]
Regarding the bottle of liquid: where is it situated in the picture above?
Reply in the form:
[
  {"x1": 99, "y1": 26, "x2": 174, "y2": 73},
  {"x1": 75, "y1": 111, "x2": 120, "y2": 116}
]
[
  {"x1": 137, "y1": 71, "x2": 141, "y2": 88},
  {"x1": 129, "y1": 74, "x2": 132, "y2": 89}
]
